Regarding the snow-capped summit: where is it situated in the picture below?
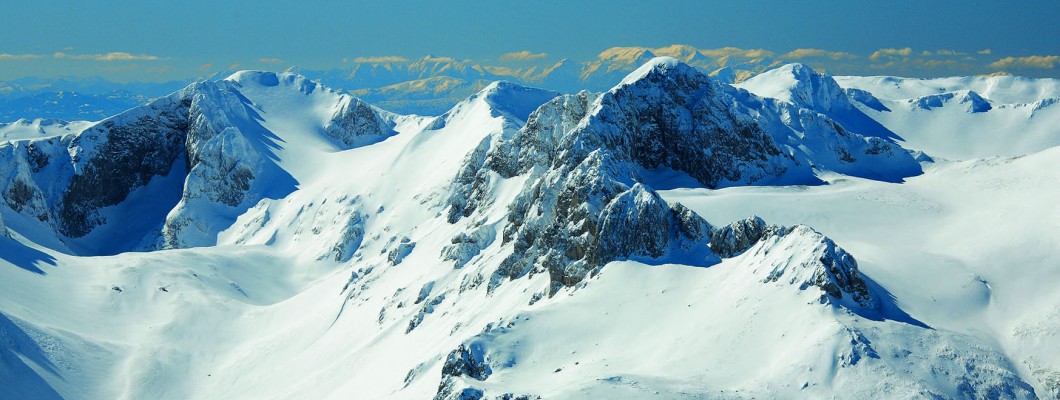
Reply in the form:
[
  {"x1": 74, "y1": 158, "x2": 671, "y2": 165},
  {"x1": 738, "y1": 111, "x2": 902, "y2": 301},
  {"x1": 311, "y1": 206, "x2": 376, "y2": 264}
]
[
  {"x1": 738, "y1": 62, "x2": 904, "y2": 141},
  {"x1": 738, "y1": 62, "x2": 853, "y2": 112},
  {"x1": 469, "y1": 81, "x2": 560, "y2": 122},
  {"x1": 615, "y1": 56, "x2": 695, "y2": 88}
]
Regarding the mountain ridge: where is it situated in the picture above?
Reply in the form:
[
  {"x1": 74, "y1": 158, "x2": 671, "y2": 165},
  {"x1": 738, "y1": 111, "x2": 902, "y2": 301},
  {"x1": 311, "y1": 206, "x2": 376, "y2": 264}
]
[{"x1": 0, "y1": 57, "x2": 1056, "y2": 399}]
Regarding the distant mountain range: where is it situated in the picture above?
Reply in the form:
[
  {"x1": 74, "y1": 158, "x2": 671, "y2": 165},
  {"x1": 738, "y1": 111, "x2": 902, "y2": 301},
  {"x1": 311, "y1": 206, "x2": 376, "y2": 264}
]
[
  {"x1": 8, "y1": 44, "x2": 1058, "y2": 121},
  {"x1": 0, "y1": 45, "x2": 787, "y2": 120}
]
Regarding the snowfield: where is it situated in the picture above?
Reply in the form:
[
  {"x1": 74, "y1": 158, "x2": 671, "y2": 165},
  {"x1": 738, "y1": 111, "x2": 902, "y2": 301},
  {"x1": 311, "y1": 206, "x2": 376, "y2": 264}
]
[{"x1": 1, "y1": 58, "x2": 1058, "y2": 399}]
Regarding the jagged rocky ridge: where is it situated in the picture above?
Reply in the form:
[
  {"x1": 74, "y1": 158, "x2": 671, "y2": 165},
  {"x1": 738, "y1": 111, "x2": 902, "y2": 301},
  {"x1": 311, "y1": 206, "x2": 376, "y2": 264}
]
[
  {"x1": 0, "y1": 72, "x2": 397, "y2": 254},
  {"x1": 446, "y1": 57, "x2": 919, "y2": 295}
]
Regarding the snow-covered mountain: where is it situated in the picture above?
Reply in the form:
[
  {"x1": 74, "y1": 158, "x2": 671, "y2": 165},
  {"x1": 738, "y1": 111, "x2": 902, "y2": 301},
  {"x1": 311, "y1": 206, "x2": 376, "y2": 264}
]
[{"x1": 1, "y1": 57, "x2": 1058, "y2": 399}]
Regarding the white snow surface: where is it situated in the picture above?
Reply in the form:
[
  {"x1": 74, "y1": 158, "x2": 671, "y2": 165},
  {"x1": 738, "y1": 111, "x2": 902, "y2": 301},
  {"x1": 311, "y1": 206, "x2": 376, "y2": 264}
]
[
  {"x1": 737, "y1": 66, "x2": 1060, "y2": 160},
  {"x1": 833, "y1": 75, "x2": 1060, "y2": 104},
  {"x1": 0, "y1": 118, "x2": 93, "y2": 143},
  {"x1": 0, "y1": 61, "x2": 1058, "y2": 399}
]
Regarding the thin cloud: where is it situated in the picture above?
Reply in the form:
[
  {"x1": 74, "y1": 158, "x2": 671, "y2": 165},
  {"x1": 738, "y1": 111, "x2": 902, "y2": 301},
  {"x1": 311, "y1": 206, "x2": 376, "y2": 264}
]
[
  {"x1": 257, "y1": 57, "x2": 284, "y2": 64},
  {"x1": 348, "y1": 56, "x2": 409, "y2": 63},
  {"x1": 199, "y1": 63, "x2": 213, "y2": 72},
  {"x1": 0, "y1": 53, "x2": 45, "y2": 61},
  {"x1": 869, "y1": 47, "x2": 913, "y2": 61},
  {"x1": 700, "y1": 47, "x2": 774, "y2": 59},
  {"x1": 53, "y1": 51, "x2": 161, "y2": 61},
  {"x1": 977, "y1": 49, "x2": 992, "y2": 55},
  {"x1": 422, "y1": 56, "x2": 458, "y2": 63},
  {"x1": 919, "y1": 49, "x2": 966, "y2": 57},
  {"x1": 780, "y1": 48, "x2": 857, "y2": 60},
  {"x1": 989, "y1": 55, "x2": 1059, "y2": 70},
  {"x1": 500, "y1": 51, "x2": 548, "y2": 61}
]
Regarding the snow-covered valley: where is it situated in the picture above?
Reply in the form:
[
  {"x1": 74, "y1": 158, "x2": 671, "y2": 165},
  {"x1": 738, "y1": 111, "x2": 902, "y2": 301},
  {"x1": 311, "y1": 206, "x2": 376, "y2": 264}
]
[{"x1": 1, "y1": 57, "x2": 1058, "y2": 399}]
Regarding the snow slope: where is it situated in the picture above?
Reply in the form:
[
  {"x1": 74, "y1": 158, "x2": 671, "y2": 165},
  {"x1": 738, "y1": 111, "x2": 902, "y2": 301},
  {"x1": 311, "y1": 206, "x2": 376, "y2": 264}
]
[
  {"x1": 0, "y1": 58, "x2": 1057, "y2": 399},
  {"x1": 0, "y1": 119, "x2": 93, "y2": 142},
  {"x1": 832, "y1": 75, "x2": 1060, "y2": 159},
  {"x1": 834, "y1": 75, "x2": 1060, "y2": 105}
]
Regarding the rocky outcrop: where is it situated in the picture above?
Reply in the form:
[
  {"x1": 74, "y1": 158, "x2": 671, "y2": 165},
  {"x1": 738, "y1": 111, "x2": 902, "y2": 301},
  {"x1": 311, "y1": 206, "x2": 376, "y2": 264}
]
[
  {"x1": 441, "y1": 225, "x2": 496, "y2": 268},
  {"x1": 158, "y1": 80, "x2": 298, "y2": 249},
  {"x1": 60, "y1": 99, "x2": 190, "y2": 238},
  {"x1": 710, "y1": 216, "x2": 767, "y2": 257},
  {"x1": 743, "y1": 224, "x2": 877, "y2": 309},
  {"x1": 490, "y1": 157, "x2": 716, "y2": 294},
  {"x1": 450, "y1": 58, "x2": 917, "y2": 294},
  {"x1": 434, "y1": 343, "x2": 493, "y2": 400},
  {"x1": 406, "y1": 292, "x2": 444, "y2": 333},
  {"x1": 0, "y1": 97, "x2": 191, "y2": 244},
  {"x1": 0, "y1": 75, "x2": 307, "y2": 253},
  {"x1": 323, "y1": 96, "x2": 398, "y2": 148},
  {"x1": 330, "y1": 212, "x2": 366, "y2": 262},
  {"x1": 388, "y1": 238, "x2": 416, "y2": 265},
  {"x1": 909, "y1": 90, "x2": 993, "y2": 113},
  {"x1": 441, "y1": 343, "x2": 492, "y2": 381}
]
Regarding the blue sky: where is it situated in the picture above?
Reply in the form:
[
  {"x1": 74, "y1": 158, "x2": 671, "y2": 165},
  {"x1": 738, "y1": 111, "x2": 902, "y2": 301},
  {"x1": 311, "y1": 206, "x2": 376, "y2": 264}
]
[{"x1": 2, "y1": 0, "x2": 1058, "y2": 81}]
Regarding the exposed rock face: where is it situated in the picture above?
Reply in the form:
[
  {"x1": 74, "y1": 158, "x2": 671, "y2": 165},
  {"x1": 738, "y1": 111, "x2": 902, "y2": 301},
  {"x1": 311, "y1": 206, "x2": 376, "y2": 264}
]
[
  {"x1": 449, "y1": 58, "x2": 919, "y2": 294},
  {"x1": 441, "y1": 343, "x2": 492, "y2": 381},
  {"x1": 710, "y1": 216, "x2": 767, "y2": 258},
  {"x1": 0, "y1": 98, "x2": 191, "y2": 244},
  {"x1": 0, "y1": 74, "x2": 379, "y2": 254},
  {"x1": 487, "y1": 59, "x2": 797, "y2": 189},
  {"x1": 435, "y1": 343, "x2": 493, "y2": 400},
  {"x1": 745, "y1": 225, "x2": 877, "y2": 309},
  {"x1": 158, "y1": 81, "x2": 300, "y2": 249},
  {"x1": 61, "y1": 99, "x2": 191, "y2": 238},
  {"x1": 388, "y1": 237, "x2": 416, "y2": 265},
  {"x1": 323, "y1": 96, "x2": 398, "y2": 148},
  {"x1": 5, "y1": 179, "x2": 35, "y2": 213},
  {"x1": 330, "y1": 213, "x2": 366, "y2": 262},
  {"x1": 909, "y1": 90, "x2": 993, "y2": 113},
  {"x1": 441, "y1": 225, "x2": 495, "y2": 268},
  {"x1": 406, "y1": 293, "x2": 445, "y2": 333},
  {"x1": 489, "y1": 157, "x2": 715, "y2": 294}
]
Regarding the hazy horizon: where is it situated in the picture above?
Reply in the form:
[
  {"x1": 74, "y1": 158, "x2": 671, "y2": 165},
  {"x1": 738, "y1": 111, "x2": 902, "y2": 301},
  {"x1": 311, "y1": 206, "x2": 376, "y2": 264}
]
[{"x1": 2, "y1": 1, "x2": 1059, "y2": 82}]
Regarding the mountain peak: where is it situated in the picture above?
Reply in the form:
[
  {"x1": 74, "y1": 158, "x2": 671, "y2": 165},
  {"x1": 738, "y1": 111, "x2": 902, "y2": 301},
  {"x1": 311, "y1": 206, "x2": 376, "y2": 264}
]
[
  {"x1": 737, "y1": 62, "x2": 852, "y2": 112},
  {"x1": 225, "y1": 70, "x2": 282, "y2": 86},
  {"x1": 616, "y1": 56, "x2": 702, "y2": 88},
  {"x1": 461, "y1": 81, "x2": 559, "y2": 122}
]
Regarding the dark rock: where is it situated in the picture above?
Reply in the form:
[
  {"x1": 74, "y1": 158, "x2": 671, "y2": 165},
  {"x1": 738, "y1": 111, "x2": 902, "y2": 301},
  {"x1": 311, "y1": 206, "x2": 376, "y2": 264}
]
[
  {"x1": 388, "y1": 238, "x2": 415, "y2": 265},
  {"x1": 710, "y1": 216, "x2": 767, "y2": 258},
  {"x1": 406, "y1": 293, "x2": 445, "y2": 333},
  {"x1": 441, "y1": 343, "x2": 492, "y2": 380},
  {"x1": 323, "y1": 97, "x2": 397, "y2": 149},
  {"x1": 60, "y1": 103, "x2": 190, "y2": 238}
]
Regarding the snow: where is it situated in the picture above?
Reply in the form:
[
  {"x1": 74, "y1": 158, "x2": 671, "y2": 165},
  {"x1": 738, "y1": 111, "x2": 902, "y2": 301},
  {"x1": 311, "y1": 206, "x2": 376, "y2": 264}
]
[
  {"x1": 0, "y1": 61, "x2": 1058, "y2": 399},
  {"x1": 0, "y1": 118, "x2": 93, "y2": 143},
  {"x1": 737, "y1": 64, "x2": 1060, "y2": 160},
  {"x1": 615, "y1": 56, "x2": 685, "y2": 88},
  {"x1": 843, "y1": 87, "x2": 1060, "y2": 159},
  {"x1": 833, "y1": 75, "x2": 1060, "y2": 105}
]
